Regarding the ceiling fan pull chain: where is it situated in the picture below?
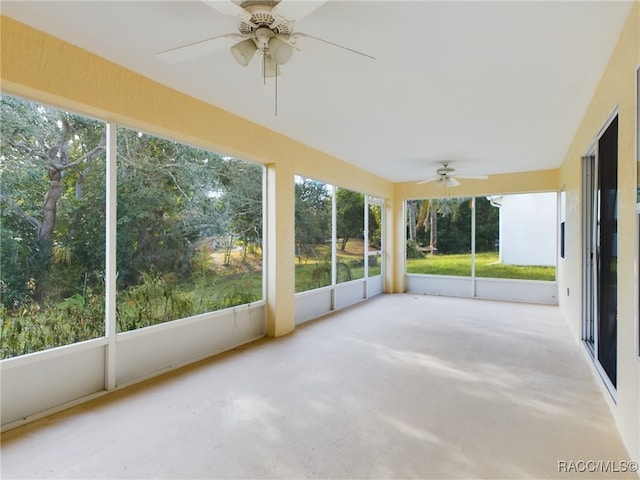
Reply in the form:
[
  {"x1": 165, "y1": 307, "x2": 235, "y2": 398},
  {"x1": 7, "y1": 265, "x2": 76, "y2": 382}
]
[{"x1": 275, "y1": 67, "x2": 278, "y2": 117}]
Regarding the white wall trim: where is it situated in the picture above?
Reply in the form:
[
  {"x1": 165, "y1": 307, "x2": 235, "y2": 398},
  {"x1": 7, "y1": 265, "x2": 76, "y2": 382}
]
[
  {"x1": 0, "y1": 337, "x2": 108, "y2": 370},
  {"x1": 406, "y1": 274, "x2": 558, "y2": 305},
  {"x1": 115, "y1": 301, "x2": 265, "y2": 342}
]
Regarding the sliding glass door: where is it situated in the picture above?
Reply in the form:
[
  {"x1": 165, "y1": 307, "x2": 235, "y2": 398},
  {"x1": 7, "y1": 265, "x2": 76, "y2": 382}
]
[{"x1": 583, "y1": 115, "x2": 618, "y2": 390}]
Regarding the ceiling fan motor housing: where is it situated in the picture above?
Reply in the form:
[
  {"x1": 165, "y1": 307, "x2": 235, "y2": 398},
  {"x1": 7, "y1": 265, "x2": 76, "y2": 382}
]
[
  {"x1": 237, "y1": 0, "x2": 292, "y2": 38},
  {"x1": 436, "y1": 164, "x2": 455, "y2": 176}
]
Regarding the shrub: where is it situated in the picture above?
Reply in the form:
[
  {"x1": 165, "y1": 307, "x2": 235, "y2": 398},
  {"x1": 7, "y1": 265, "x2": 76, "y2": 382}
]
[{"x1": 406, "y1": 240, "x2": 424, "y2": 259}]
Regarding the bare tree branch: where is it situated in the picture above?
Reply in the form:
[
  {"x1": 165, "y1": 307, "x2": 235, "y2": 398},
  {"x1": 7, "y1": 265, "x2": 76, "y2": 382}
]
[
  {"x1": 10, "y1": 142, "x2": 104, "y2": 172},
  {"x1": 50, "y1": 145, "x2": 105, "y2": 172},
  {"x1": 0, "y1": 193, "x2": 41, "y2": 231},
  {"x1": 165, "y1": 169, "x2": 189, "y2": 200},
  {"x1": 10, "y1": 142, "x2": 49, "y2": 161}
]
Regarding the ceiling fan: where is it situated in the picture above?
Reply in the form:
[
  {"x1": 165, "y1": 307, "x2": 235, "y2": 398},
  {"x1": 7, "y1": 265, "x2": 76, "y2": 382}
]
[
  {"x1": 417, "y1": 162, "x2": 489, "y2": 187},
  {"x1": 156, "y1": 0, "x2": 375, "y2": 79}
]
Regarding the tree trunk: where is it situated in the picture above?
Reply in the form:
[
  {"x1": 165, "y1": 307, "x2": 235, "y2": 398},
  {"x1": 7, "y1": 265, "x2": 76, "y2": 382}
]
[
  {"x1": 429, "y1": 208, "x2": 438, "y2": 255},
  {"x1": 38, "y1": 167, "x2": 63, "y2": 255},
  {"x1": 408, "y1": 200, "x2": 417, "y2": 242}
]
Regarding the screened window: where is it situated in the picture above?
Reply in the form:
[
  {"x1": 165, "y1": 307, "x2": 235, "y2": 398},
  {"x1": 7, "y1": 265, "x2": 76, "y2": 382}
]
[
  {"x1": 116, "y1": 127, "x2": 263, "y2": 331},
  {"x1": 406, "y1": 194, "x2": 556, "y2": 281},
  {"x1": 1, "y1": 95, "x2": 107, "y2": 358},
  {"x1": 294, "y1": 178, "x2": 381, "y2": 292},
  {"x1": 406, "y1": 197, "x2": 472, "y2": 276},
  {"x1": 336, "y1": 187, "x2": 365, "y2": 283},
  {"x1": 367, "y1": 201, "x2": 382, "y2": 277},
  {"x1": 294, "y1": 176, "x2": 332, "y2": 293}
]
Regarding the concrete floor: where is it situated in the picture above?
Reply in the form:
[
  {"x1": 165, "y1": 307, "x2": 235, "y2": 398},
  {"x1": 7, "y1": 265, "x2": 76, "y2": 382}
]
[{"x1": 1, "y1": 294, "x2": 636, "y2": 479}]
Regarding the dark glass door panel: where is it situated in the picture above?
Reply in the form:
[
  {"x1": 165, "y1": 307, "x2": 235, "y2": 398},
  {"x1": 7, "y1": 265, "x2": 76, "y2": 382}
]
[{"x1": 597, "y1": 116, "x2": 618, "y2": 388}]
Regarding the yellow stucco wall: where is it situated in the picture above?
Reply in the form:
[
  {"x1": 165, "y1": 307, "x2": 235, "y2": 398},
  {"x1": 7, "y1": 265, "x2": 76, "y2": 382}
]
[
  {"x1": 558, "y1": 2, "x2": 640, "y2": 462},
  {"x1": 397, "y1": 168, "x2": 560, "y2": 200}
]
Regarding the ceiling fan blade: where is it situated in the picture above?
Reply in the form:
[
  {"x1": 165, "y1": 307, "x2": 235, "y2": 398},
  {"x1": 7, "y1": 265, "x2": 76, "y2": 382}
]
[
  {"x1": 291, "y1": 32, "x2": 375, "y2": 60},
  {"x1": 156, "y1": 33, "x2": 243, "y2": 63},
  {"x1": 455, "y1": 174, "x2": 489, "y2": 180},
  {"x1": 417, "y1": 177, "x2": 440, "y2": 185},
  {"x1": 272, "y1": 0, "x2": 328, "y2": 22},
  {"x1": 201, "y1": 0, "x2": 250, "y2": 18}
]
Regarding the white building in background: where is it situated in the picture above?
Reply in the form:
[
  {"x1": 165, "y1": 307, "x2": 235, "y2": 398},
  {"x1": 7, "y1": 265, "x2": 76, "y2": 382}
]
[{"x1": 491, "y1": 192, "x2": 557, "y2": 267}]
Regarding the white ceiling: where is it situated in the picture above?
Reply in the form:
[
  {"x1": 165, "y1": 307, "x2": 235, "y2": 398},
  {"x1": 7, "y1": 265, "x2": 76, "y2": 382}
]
[{"x1": 1, "y1": 1, "x2": 633, "y2": 182}]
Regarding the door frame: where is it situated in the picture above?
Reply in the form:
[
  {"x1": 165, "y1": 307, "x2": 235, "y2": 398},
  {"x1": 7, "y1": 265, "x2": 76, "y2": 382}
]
[{"x1": 582, "y1": 106, "x2": 619, "y2": 398}]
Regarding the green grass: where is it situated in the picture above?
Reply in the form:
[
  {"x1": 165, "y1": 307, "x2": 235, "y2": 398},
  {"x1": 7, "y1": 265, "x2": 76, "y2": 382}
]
[
  {"x1": 406, "y1": 252, "x2": 556, "y2": 281},
  {"x1": 9, "y1": 246, "x2": 556, "y2": 359},
  {"x1": 294, "y1": 241, "x2": 381, "y2": 292},
  {"x1": 2, "y1": 241, "x2": 383, "y2": 358}
]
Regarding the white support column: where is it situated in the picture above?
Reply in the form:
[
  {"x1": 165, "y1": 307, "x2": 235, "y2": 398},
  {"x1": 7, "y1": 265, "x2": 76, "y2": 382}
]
[
  {"x1": 380, "y1": 199, "x2": 386, "y2": 282},
  {"x1": 262, "y1": 166, "x2": 268, "y2": 305},
  {"x1": 331, "y1": 185, "x2": 337, "y2": 309},
  {"x1": 364, "y1": 195, "x2": 369, "y2": 297},
  {"x1": 471, "y1": 197, "x2": 476, "y2": 298},
  {"x1": 105, "y1": 122, "x2": 117, "y2": 390}
]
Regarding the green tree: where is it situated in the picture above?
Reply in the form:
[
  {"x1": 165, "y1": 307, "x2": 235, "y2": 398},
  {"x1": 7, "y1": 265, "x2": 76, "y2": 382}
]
[
  {"x1": 336, "y1": 188, "x2": 364, "y2": 251},
  {"x1": 116, "y1": 130, "x2": 197, "y2": 287},
  {"x1": 295, "y1": 178, "x2": 331, "y2": 258},
  {"x1": 1, "y1": 95, "x2": 106, "y2": 305},
  {"x1": 475, "y1": 197, "x2": 500, "y2": 253},
  {"x1": 415, "y1": 198, "x2": 465, "y2": 254},
  {"x1": 115, "y1": 129, "x2": 263, "y2": 284},
  {"x1": 115, "y1": 128, "x2": 265, "y2": 323},
  {"x1": 368, "y1": 203, "x2": 381, "y2": 249},
  {"x1": 216, "y1": 159, "x2": 263, "y2": 261}
]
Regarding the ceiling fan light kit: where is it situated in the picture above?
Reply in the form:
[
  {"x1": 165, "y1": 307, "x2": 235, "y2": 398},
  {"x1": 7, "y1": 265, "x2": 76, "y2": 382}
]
[
  {"x1": 230, "y1": 25, "x2": 293, "y2": 69},
  {"x1": 228, "y1": 2, "x2": 294, "y2": 74},
  {"x1": 437, "y1": 176, "x2": 460, "y2": 188},
  {"x1": 267, "y1": 36, "x2": 293, "y2": 65},
  {"x1": 230, "y1": 38, "x2": 257, "y2": 66},
  {"x1": 417, "y1": 162, "x2": 488, "y2": 187}
]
